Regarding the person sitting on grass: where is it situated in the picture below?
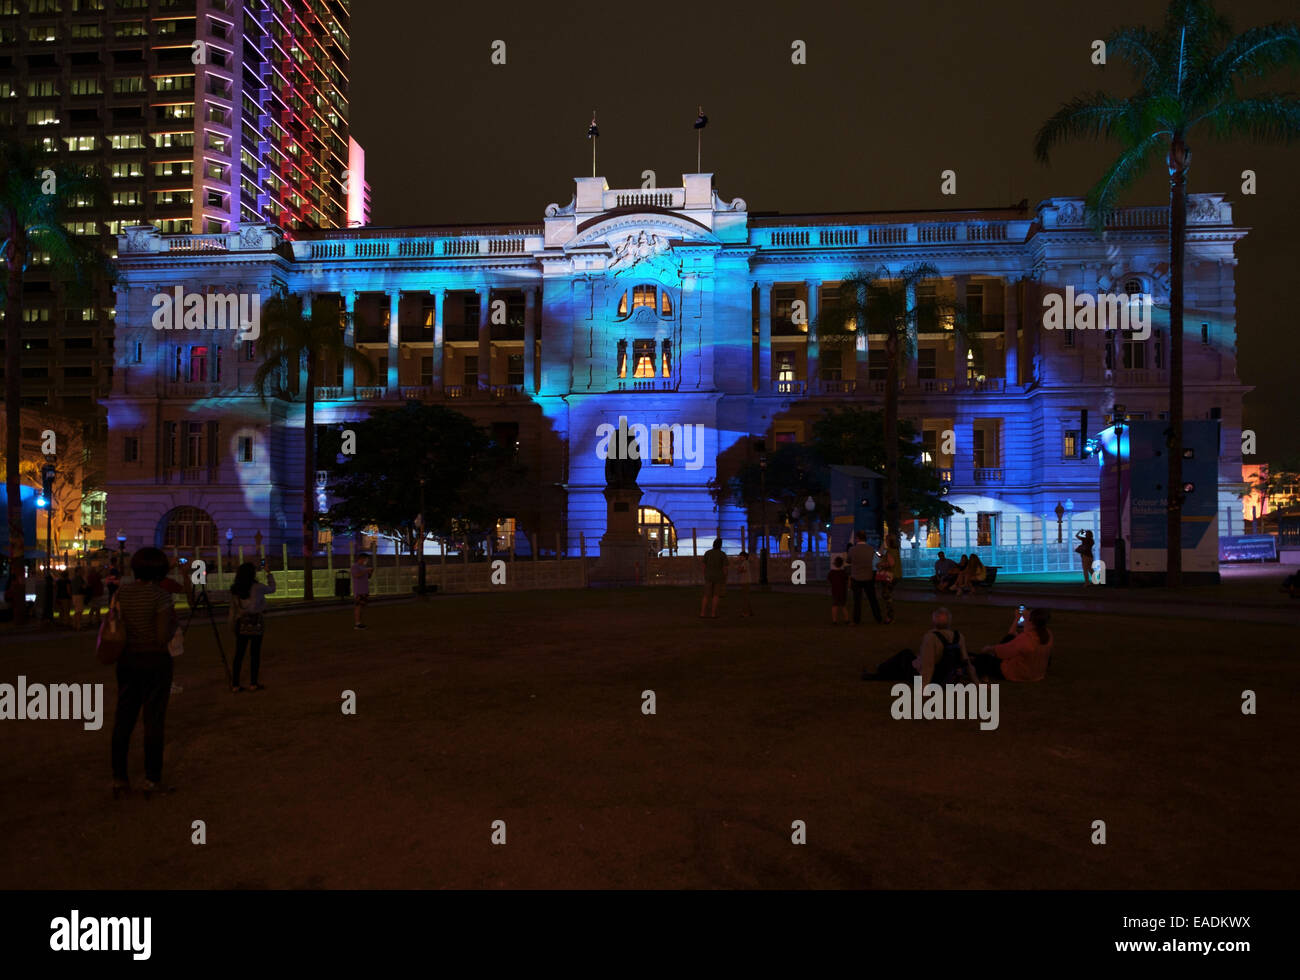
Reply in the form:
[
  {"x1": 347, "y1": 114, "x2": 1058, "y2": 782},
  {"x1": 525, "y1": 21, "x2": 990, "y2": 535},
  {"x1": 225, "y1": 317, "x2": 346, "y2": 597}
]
[
  {"x1": 972, "y1": 608, "x2": 1053, "y2": 682},
  {"x1": 828, "y1": 555, "x2": 849, "y2": 625},
  {"x1": 914, "y1": 606, "x2": 978, "y2": 684}
]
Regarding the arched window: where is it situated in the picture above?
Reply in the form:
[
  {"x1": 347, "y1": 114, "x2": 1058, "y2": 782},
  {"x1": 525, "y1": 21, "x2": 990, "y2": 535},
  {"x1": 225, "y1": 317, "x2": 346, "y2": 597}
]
[
  {"x1": 159, "y1": 506, "x2": 218, "y2": 548},
  {"x1": 616, "y1": 285, "x2": 673, "y2": 319},
  {"x1": 639, "y1": 506, "x2": 677, "y2": 556}
]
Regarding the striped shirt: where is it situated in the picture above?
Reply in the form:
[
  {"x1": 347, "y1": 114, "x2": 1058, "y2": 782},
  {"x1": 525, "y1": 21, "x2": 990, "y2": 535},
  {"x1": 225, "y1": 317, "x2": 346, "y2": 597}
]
[{"x1": 115, "y1": 582, "x2": 176, "y2": 667}]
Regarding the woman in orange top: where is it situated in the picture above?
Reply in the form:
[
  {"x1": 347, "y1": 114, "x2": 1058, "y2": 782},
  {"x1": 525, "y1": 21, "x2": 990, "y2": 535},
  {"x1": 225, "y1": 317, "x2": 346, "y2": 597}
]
[{"x1": 973, "y1": 608, "x2": 1053, "y2": 681}]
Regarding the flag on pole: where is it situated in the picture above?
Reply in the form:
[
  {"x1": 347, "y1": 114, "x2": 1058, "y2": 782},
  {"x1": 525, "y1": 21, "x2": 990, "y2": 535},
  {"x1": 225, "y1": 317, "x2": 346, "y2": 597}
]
[
  {"x1": 587, "y1": 112, "x2": 599, "y2": 139},
  {"x1": 693, "y1": 106, "x2": 708, "y2": 130}
]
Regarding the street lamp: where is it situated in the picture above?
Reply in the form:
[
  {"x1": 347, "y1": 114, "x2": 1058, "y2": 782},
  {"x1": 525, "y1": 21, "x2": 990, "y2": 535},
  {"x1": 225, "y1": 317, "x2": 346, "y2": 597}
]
[
  {"x1": 1054, "y1": 501, "x2": 1065, "y2": 544},
  {"x1": 758, "y1": 455, "x2": 769, "y2": 586},
  {"x1": 116, "y1": 530, "x2": 126, "y2": 576},
  {"x1": 226, "y1": 527, "x2": 234, "y2": 565},
  {"x1": 1113, "y1": 406, "x2": 1127, "y2": 585}
]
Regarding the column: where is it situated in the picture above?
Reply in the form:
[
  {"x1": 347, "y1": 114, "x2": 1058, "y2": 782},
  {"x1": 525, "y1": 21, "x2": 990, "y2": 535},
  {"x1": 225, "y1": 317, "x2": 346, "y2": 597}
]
[
  {"x1": 523, "y1": 287, "x2": 537, "y2": 394},
  {"x1": 952, "y1": 275, "x2": 968, "y2": 388},
  {"x1": 757, "y1": 282, "x2": 772, "y2": 394},
  {"x1": 387, "y1": 290, "x2": 400, "y2": 391},
  {"x1": 853, "y1": 282, "x2": 868, "y2": 388},
  {"x1": 1003, "y1": 278, "x2": 1018, "y2": 386},
  {"x1": 477, "y1": 286, "x2": 491, "y2": 392},
  {"x1": 805, "y1": 280, "x2": 820, "y2": 389},
  {"x1": 431, "y1": 290, "x2": 444, "y2": 392},
  {"x1": 343, "y1": 291, "x2": 357, "y2": 392}
]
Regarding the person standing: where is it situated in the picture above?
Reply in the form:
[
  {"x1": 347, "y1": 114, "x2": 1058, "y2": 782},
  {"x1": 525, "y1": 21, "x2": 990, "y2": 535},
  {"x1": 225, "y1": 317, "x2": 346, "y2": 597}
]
[
  {"x1": 86, "y1": 563, "x2": 104, "y2": 627},
  {"x1": 875, "y1": 538, "x2": 898, "y2": 624},
  {"x1": 110, "y1": 547, "x2": 179, "y2": 799},
  {"x1": 350, "y1": 553, "x2": 374, "y2": 629},
  {"x1": 847, "y1": 531, "x2": 882, "y2": 625},
  {"x1": 699, "y1": 539, "x2": 727, "y2": 618},
  {"x1": 71, "y1": 566, "x2": 87, "y2": 631},
  {"x1": 105, "y1": 560, "x2": 121, "y2": 606},
  {"x1": 55, "y1": 569, "x2": 72, "y2": 627},
  {"x1": 1075, "y1": 530, "x2": 1095, "y2": 585},
  {"x1": 228, "y1": 560, "x2": 277, "y2": 692}
]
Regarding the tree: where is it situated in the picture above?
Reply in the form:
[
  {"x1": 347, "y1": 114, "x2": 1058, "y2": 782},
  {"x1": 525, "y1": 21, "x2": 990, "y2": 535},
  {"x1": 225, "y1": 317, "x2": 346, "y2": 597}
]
[
  {"x1": 712, "y1": 442, "x2": 827, "y2": 551},
  {"x1": 1035, "y1": 0, "x2": 1300, "y2": 586},
  {"x1": 251, "y1": 292, "x2": 375, "y2": 600},
  {"x1": 810, "y1": 407, "x2": 957, "y2": 527},
  {"x1": 318, "y1": 402, "x2": 527, "y2": 558},
  {"x1": 2, "y1": 139, "x2": 112, "y2": 622},
  {"x1": 816, "y1": 262, "x2": 965, "y2": 540}
]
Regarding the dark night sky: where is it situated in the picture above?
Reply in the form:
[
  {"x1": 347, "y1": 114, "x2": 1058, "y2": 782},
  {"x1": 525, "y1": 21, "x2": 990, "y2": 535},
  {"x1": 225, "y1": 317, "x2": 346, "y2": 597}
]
[{"x1": 350, "y1": 0, "x2": 1298, "y2": 462}]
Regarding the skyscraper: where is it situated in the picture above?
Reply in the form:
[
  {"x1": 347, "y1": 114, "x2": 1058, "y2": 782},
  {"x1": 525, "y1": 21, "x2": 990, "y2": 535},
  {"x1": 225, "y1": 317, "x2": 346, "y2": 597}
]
[{"x1": 0, "y1": 0, "x2": 364, "y2": 413}]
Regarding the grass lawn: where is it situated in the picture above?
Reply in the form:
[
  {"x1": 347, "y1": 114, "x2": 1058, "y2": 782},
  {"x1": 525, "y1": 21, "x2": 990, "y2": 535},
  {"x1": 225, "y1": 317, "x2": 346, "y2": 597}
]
[{"x1": 1, "y1": 588, "x2": 1295, "y2": 889}]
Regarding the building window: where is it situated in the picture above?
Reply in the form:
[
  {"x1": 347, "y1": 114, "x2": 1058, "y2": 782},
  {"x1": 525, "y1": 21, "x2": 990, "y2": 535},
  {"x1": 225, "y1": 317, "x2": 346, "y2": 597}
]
[
  {"x1": 507, "y1": 353, "x2": 524, "y2": 386},
  {"x1": 161, "y1": 506, "x2": 218, "y2": 548},
  {"x1": 617, "y1": 339, "x2": 628, "y2": 379},
  {"x1": 977, "y1": 512, "x2": 995, "y2": 547},
  {"x1": 462, "y1": 355, "x2": 477, "y2": 388},
  {"x1": 633, "y1": 339, "x2": 655, "y2": 379},
  {"x1": 917, "y1": 347, "x2": 937, "y2": 380},
  {"x1": 965, "y1": 283, "x2": 984, "y2": 326},
  {"x1": 821, "y1": 348, "x2": 843, "y2": 381},
  {"x1": 1104, "y1": 333, "x2": 1115, "y2": 370},
  {"x1": 420, "y1": 356, "x2": 433, "y2": 385},
  {"x1": 651, "y1": 427, "x2": 673, "y2": 465},
  {"x1": 1124, "y1": 278, "x2": 1142, "y2": 296},
  {"x1": 1063, "y1": 430, "x2": 1079, "y2": 459},
  {"x1": 1122, "y1": 338, "x2": 1146, "y2": 369},
  {"x1": 174, "y1": 346, "x2": 183, "y2": 381},
  {"x1": 124, "y1": 437, "x2": 139, "y2": 463},
  {"x1": 185, "y1": 422, "x2": 204, "y2": 467},
  {"x1": 661, "y1": 340, "x2": 672, "y2": 378},
  {"x1": 660, "y1": 291, "x2": 673, "y2": 316},
  {"x1": 1201, "y1": 322, "x2": 1209, "y2": 345},
  {"x1": 777, "y1": 351, "x2": 795, "y2": 383},
  {"x1": 237, "y1": 436, "x2": 254, "y2": 462},
  {"x1": 638, "y1": 506, "x2": 677, "y2": 556},
  {"x1": 189, "y1": 346, "x2": 209, "y2": 382}
]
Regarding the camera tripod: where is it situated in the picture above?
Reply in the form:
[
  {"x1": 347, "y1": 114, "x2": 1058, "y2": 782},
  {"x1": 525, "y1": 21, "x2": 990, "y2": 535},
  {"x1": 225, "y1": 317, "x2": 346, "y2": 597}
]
[{"x1": 184, "y1": 583, "x2": 232, "y2": 688}]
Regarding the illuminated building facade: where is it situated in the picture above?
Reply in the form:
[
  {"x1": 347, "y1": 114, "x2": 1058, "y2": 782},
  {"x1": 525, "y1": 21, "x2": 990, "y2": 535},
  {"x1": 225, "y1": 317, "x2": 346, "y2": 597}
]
[
  {"x1": 0, "y1": 0, "x2": 359, "y2": 412},
  {"x1": 103, "y1": 173, "x2": 1249, "y2": 559}
]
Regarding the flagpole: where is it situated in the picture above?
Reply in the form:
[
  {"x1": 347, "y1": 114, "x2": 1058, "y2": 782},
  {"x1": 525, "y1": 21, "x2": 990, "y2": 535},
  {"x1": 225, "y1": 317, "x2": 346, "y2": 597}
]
[{"x1": 693, "y1": 105, "x2": 707, "y2": 173}]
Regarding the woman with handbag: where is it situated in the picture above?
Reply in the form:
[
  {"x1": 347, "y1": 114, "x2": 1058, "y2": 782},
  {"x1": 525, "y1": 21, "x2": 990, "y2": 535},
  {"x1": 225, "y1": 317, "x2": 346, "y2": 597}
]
[
  {"x1": 229, "y1": 561, "x2": 276, "y2": 692},
  {"x1": 109, "y1": 548, "x2": 179, "y2": 799}
]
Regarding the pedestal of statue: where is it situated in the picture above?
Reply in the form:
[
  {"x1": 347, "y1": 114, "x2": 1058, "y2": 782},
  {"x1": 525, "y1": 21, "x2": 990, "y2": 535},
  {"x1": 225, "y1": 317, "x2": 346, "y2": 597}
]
[{"x1": 592, "y1": 485, "x2": 644, "y2": 584}]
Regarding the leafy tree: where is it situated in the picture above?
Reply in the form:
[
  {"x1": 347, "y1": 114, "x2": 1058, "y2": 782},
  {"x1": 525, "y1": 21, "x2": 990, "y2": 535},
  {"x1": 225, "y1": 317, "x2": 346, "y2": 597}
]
[
  {"x1": 816, "y1": 262, "x2": 965, "y2": 539},
  {"x1": 251, "y1": 292, "x2": 375, "y2": 600},
  {"x1": 318, "y1": 402, "x2": 527, "y2": 558},
  {"x1": 1035, "y1": 0, "x2": 1300, "y2": 585},
  {"x1": 811, "y1": 407, "x2": 957, "y2": 525},
  {"x1": 2, "y1": 140, "x2": 112, "y2": 621}
]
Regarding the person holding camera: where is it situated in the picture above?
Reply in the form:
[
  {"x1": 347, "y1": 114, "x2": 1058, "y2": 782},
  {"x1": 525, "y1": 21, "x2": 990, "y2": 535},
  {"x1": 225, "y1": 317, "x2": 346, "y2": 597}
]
[{"x1": 228, "y1": 560, "x2": 276, "y2": 692}]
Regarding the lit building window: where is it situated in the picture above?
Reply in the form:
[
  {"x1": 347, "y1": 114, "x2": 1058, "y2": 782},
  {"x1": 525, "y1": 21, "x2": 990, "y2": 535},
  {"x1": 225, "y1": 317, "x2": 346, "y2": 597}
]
[
  {"x1": 652, "y1": 427, "x2": 673, "y2": 465},
  {"x1": 633, "y1": 339, "x2": 655, "y2": 378},
  {"x1": 661, "y1": 340, "x2": 672, "y2": 378}
]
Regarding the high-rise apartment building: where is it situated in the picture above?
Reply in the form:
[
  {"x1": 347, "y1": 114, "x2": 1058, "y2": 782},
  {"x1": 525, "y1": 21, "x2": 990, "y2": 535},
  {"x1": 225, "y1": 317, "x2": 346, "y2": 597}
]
[{"x1": 0, "y1": 0, "x2": 363, "y2": 414}]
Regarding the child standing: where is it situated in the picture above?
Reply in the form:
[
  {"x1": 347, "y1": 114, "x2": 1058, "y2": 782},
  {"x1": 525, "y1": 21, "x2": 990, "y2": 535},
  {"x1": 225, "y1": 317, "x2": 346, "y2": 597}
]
[
  {"x1": 828, "y1": 555, "x2": 849, "y2": 624},
  {"x1": 350, "y1": 553, "x2": 374, "y2": 629}
]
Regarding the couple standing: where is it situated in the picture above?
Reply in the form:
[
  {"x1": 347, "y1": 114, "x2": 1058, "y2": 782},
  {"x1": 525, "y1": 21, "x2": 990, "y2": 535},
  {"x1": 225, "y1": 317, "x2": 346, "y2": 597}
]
[{"x1": 847, "y1": 531, "x2": 896, "y2": 625}]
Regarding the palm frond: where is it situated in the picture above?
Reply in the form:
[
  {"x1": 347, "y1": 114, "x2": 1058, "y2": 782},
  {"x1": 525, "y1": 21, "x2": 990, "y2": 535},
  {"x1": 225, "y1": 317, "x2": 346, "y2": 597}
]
[
  {"x1": 1198, "y1": 92, "x2": 1300, "y2": 143},
  {"x1": 1035, "y1": 94, "x2": 1134, "y2": 162},
  {"x1": 1084, "y1": 131, "x2": 1166, "y2": 233}
]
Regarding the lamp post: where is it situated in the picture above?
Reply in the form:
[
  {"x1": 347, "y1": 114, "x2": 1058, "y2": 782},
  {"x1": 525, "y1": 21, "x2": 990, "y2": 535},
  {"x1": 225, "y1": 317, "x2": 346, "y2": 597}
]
[
  {"x1": 758, "y1": 455, "x2": 769, "y2": 586},
  {"x1": 225, "y1": 527, "x2": 234, "y2": 566},
  {"x1": 804, "y1": 495, "x2": 816, "y2": 557},
  {"x1": 116, "y1": 530, "x2": 126, "y2": 574},
  {"x1": 1054, "y1": 501, "x2": 1065, "y2": 544},
  {"x1": 39, "y1": 464, "x2": 56, "y2": 621},
  {"x1": 1064, "y1": 497, "x2": 1075, "y2": 549}
]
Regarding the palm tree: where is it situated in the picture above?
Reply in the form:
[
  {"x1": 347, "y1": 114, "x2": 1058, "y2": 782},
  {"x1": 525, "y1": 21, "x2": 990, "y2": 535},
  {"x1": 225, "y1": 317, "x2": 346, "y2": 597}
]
[
  {"x1": 251, "y1": 292, "x2": 375, "y2": 601},
  {"x1": 1035, "y1": 0, "x2": 1300, "y2": 586},
  {"x1": 2, "y1": 139, "x2": 111, "y2": 623},
  {"x1": 817, "y1": 263, "x2": 964, "y2": 541}
]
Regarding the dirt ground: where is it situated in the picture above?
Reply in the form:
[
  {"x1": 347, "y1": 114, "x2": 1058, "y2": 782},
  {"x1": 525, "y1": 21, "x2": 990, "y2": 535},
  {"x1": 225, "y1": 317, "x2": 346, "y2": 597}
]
[{"x1": 1, "y1": 588, "x2": 1295, "y2": 889}]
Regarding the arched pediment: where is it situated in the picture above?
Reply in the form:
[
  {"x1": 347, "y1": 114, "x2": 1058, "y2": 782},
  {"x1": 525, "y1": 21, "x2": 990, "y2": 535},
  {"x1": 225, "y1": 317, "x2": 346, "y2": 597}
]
[{"x1": 568, "y1": 212, "x2": 716, "y2": 278}]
